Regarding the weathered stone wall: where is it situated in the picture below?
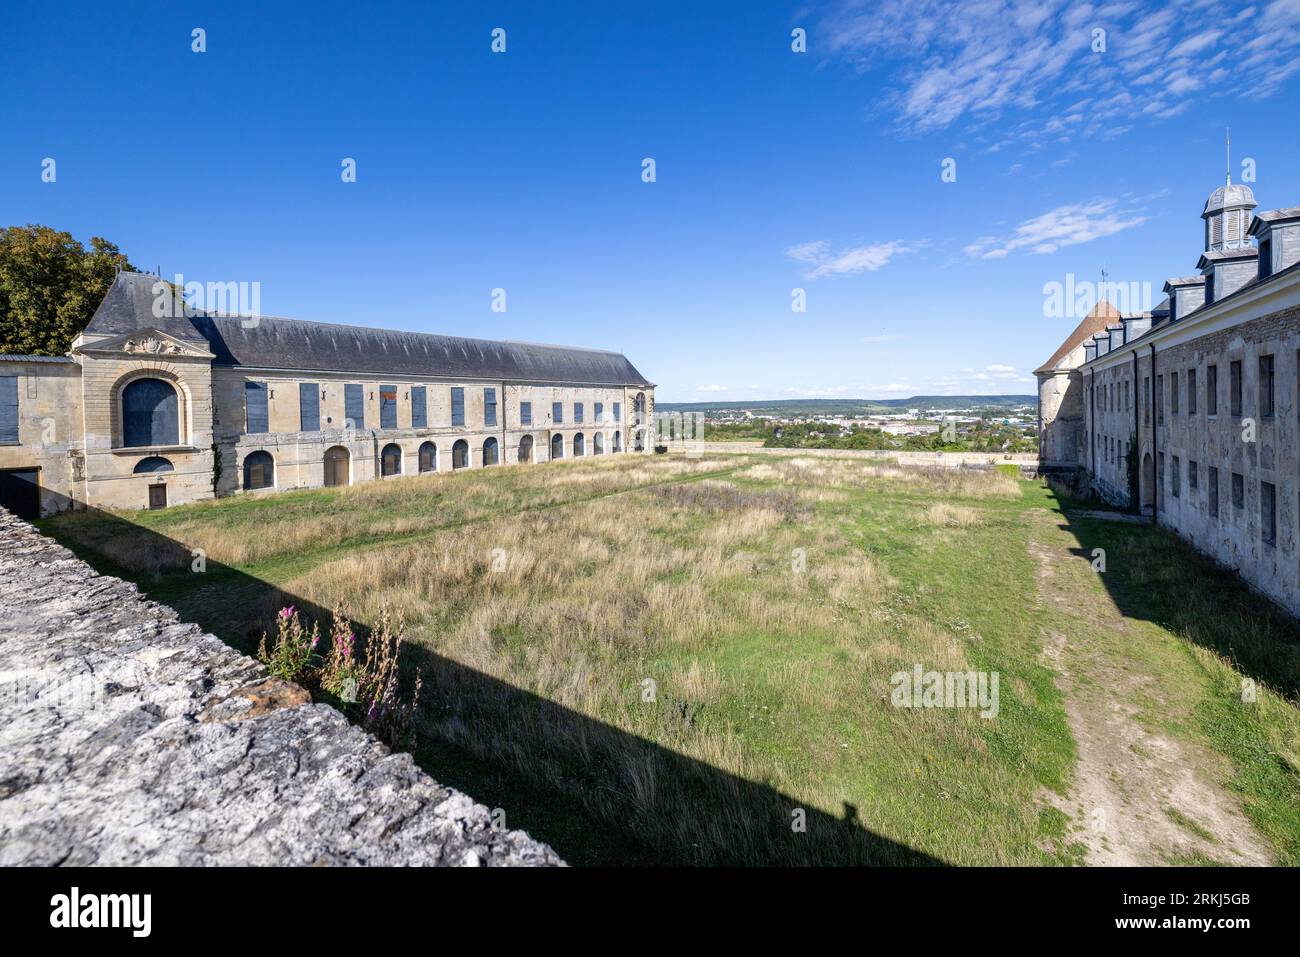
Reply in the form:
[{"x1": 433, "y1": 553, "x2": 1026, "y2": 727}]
[{"x1": 0, "y1": 509, "x2": 562, "y2": 866}]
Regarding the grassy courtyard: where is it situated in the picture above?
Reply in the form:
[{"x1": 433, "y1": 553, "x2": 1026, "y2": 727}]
[{"x1": 41, "y1": 451, "x2": 1300, "y2": 865}]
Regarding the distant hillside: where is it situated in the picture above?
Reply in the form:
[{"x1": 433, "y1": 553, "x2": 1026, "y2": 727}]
[{"x1": 657, "y1": 395, "x2": 1035, "y2": 415}]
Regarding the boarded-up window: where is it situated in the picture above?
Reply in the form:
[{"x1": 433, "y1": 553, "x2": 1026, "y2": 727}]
[
  {"x1": 411, "y1": 386, "x2": 427, "y2": 428},
  {"x1": 1187, "y1": 369, "x2": 1196, "y2": 414},
  {"x1": 451, "y1": 387, "x2": 465, "y2": 426},
  {"x1": 243, "y1": 451, "x2": 274, "y2": 490},
  {"x1": 1206, "y1": 365, "x2": 1217, "y2": 415},
  {"x1": 0, "y1": 376, "x2": 18, "y2": 444},
  {"x1": 1262, "y1": 481, "x2": 1276, "y2": 545},
  {"x1": 520, "y1": 401, "x2": 532, "y2": 426},
  {"x1": 1208, "y1": 467, "x2": 1219, "y2": 517},
  {"x1": 1259, "y1": 355, "x2": 1275, "y2": 417},
  {"x1": 552, "y1": 401, "x2": 563, "y2": 424},
  {"x1": 245, "y1": 382, "x2": 269, "y2": 434},
  {"x1": 1232, "y1": 472, "x2": 1244, "y2": 509},
  {"x1": 380, "y1": 385, "x2": 397, "y2": 429},
  {"x1": 123, "y1": 378, "x2": 179, "y2": 447},
  {"x1": 1230, "y1": 361, "x2": 1242, "y2": 416},
  {"x1": 484, "y1": 388, "x2": 497, "y2": 427},
  {"x1": 345, "y1": 384, "x2": 365, "y2": 429},
  {"x1": 300, "y1": 383, "x2": 320, "y2": 432}
]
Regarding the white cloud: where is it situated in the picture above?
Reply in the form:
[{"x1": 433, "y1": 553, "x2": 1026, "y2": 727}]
[
  {"x1": 964, "y1": 198, "x2": 1147, "y2": 259},
  {"x1": 818, "y1": 0, "x2": 1300, "y2": 144},
  {"x1": 985, "y1": 364, "x2": 1016, "y2": 372},
  {"x1": 786, "y1": 240, "x2": 917, "y2": 279},
  {"x1": 696, "y1": 384, "x2": 728, "y2": 392}
]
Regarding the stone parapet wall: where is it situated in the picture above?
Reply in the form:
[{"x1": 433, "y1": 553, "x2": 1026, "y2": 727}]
[{"x1": 0, "y1": 508, "x2": 562, "y2": 866}]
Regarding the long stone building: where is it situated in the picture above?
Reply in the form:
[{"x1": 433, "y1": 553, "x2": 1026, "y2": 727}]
[
  {"x1": 0, "y1": 271, "x2": 655, "y2": 517},
  {"x1": 1036, "y1": 178, "x2": 1300, "y2": 616}
]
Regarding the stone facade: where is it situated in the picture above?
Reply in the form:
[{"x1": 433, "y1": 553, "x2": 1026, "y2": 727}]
[
  {"x1": 0, "y1": 272, "x2": 655, "y2": 517},
  {"x1": 1037, "y1": 181, "x2": 1300, "y2": 617}
]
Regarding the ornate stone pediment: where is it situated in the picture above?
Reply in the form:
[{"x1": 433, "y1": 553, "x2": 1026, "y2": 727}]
[{"x1": 73, "y1": 328, "x2": 214, "y2": 360}]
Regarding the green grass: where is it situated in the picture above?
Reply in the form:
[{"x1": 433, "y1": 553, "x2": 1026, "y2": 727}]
[{"x1": 38, "y1": 451, "x2": 1300, "y2": 865}]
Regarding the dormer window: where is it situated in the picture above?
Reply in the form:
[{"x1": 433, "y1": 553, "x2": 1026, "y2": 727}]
[{"x1": 1259, "y1": 237, "x2": 1273, "y2": 279}]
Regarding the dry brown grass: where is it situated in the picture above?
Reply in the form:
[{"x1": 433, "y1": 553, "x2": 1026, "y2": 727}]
[{"x1": 923, "y1": 502, "x2": 984, "y2": 528}]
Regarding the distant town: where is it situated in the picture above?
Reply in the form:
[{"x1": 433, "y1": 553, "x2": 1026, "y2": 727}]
[{"x1": 657, "y1": 395, "x2": 1038, "y2": 454}]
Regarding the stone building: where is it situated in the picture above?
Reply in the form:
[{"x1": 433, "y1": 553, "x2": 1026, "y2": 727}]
[
  {"x1": 1036, "y1": 180, "x2": 1300, "y2": 616},
  {"x1": 0, "y1": 271, "x2": 655, "y2": 517}
]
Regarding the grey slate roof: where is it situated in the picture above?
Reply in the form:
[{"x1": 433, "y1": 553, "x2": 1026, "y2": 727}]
[
  {"x1": 84, "y1": 272, "x2": 653, "y2": 387},
  {"x1": 0, "y1": 354, "x2": 77, "y2": 362}
]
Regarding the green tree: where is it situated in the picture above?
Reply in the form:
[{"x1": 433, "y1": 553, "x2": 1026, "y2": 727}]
[{"x1": 0, "y1": 225, "x2": 136, "y2": 356}]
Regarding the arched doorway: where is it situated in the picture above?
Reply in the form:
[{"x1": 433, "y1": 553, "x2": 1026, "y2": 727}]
[
  {"x1": 594, "y1": 432, "x2": 605, "y2": 454},
  {"x1": 634, "y1": 429, "x2": 645, "y2": 452},
  {"x1": 483, "y1": 437, "x2": 499, "y2": 466},
  {"x1": 573, "y1": 432, "x2": 585, "y2": 456},
  {"x1": 550, "y1": 433, "x2": 564, "y2": 460},
  {"x1": 1140, "y1": 451, "x2": 1155, "y2": 514},
  {"x1": 419, "y1": 441, "x2": 437, "y2": 473},
  {"x1": 613, "y1": 430, "x2": 622, "y2": 452},
  {"x1": 324, "y1": 446, "x2": 350, "y2": 487},
  {"x1": 381, "y1": 443, "x2": 403, "y2": 476},
  {"x1": 243, "y1": 451, "x2": 274, "y2": 490},
  {"x1": 519, "y1": 434, "x2": 533, "y2": 463},
  {"x1": 452, "y1": 439, "x2": 469, "y2": 469}
]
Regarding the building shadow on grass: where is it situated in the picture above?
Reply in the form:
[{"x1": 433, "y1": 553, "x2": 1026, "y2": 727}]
[
  {"x1": 1043, "y1": 486, "x2": 1300, "y2": 703},
  {"x1": 38, "y1": 503, "x2": 941, "y2": 867}
]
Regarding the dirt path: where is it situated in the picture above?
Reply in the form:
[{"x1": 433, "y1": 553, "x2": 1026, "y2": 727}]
[{"x1": 1029, "y1": 510, "x2": 1272, "y2": 866}]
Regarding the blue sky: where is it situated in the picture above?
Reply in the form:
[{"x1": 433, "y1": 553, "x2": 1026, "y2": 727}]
[{"x1": 4, "y1": 0, "x2": 1300, "y2": 402}]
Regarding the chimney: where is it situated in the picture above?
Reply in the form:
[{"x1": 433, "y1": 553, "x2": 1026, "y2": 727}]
[
  {"x1": 1163, "y1": 276, "x2": 1206, "y2": 322},
  {"x1": 1248, "y1": 207, "x2": 1300, "y2": 279}
]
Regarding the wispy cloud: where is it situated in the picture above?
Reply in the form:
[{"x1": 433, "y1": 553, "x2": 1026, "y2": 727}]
[
  {"x1": 817, "y1": 0, "x2": 1300, "y2": 144},
  {"x1": 964, "y1": 198, "x2": 1147, "y2": 259},
  {"x1": 696, "y1": 384, "x2": 728, "y2": 392},
  {"x1": 786, "y1": 239, "x2": 917, "y2": 279}
]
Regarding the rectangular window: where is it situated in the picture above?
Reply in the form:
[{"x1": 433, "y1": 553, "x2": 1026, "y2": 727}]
[
  {"x1": 1187, "y1": 369, "x2": 1197, "y2": 414},
  {"x1": 1230, "y1": 360, "x2": 1242, "y2": 416},
  {"x1": 1208, "y1": 467, "x2": 1219, "y2": 517},
  {"x1": 1171, "y1": 456, "x2": 1180, "y2": 497},
  {"x1": 552, "y1": 401, "x2": 563, "y2": 424},
  {"x1": 1171, "y1": 372, "x2": 1179, "y2": 413},
  {"x1": 1259, "y1": 354, "x2": 1275, "y2": 418},
  {"x1": 1157, "y1": 452, "x2": 1164, "y2": 492},
  {"x1": 451, "y1": 387, "x2": 465, "y2": 426},
  {"x1": 380, "y1": 385, "x2": 397, "y2": 429},
  {"x1": 484, "y1": 387, "x2": 497, "y2": 427},
  {"x1": 411, "y1": 386, "x2": 427, "y2": 429},
  {"x1": 0, "y1": 376, "x2": 18, "y2": 444},
  {"x1": 1189, "y1": 460, "x2": 1198, "y2": 491},
  {"x1": 574, "y1": 402, "x2": 584, "y2": 424},
  {"x1": 520, "y1": 401, "x2": 532, "y2": 426},
  {"x1": 614, "y1": 401, "x2": 621, "y2": 422},
  {"x1": 245, "y1": 381, "x2": 269, "y2": 434},
  {"x1": 345, "y1": 383, "x2": 365, "y2": 430},
  {"x1": 1232, "y1": 472, "x2": 1244, "y2": 510},
  {"x1": 595, "y1": 402, "x2": 604, "y2": 422},
  {"x1": 299, "y1": 382, "x2": 320, "y2": 432},
  {"x1": 1157, "y1": 375, "x2": 1164, "y2": 424},
  {"x1": 1143, "y1": 377, "x2": 1150, "y2": 425},
  {"x1": 1261, "y1": 481, "x2": 1276, "y2": 546},
  {"x1": 1206, "y1": 365, "x2": 1217, "y2": 415}
]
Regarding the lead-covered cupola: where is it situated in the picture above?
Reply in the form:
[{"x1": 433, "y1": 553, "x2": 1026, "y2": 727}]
[{"x1": 1202, "y1": 180, "x2": 1257, "y2": 252}]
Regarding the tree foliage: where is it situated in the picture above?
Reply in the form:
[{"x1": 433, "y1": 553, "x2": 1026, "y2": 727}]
[{"x1": 0, "y1": 225, "x2": 135, "y2": 356}]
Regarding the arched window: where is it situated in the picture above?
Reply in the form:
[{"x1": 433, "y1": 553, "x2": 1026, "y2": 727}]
[
  {"x1": 634, "y1": 430, "x2": 645, "y2": 452},
  {"x1": 122, "y1": 378, "x2": 179, "y2": 447},
  {"x1": 419, "y1": 441, "x2": 437, "y2": 473},
  {"x1": 381, "y1": 443, "x2": 403, "y2": 476},
  {"x1": 518, "y1": 434, "x2": 533, "y2": 463},
  {"x1": 594, "y1": 432, "x2": 605, "y2": 454},
  {"x1": 483, "y1": 437, "x2": 499, "y2": 466},
  {"x1": 550, "y1": 433, "x2": 564, "y2": 460},
  {"x1": 133, "y1": 456, "x2": 174, "y2": 474},
  {"x1": 452, "y1": 439, "x2": 469, "y2": 469},
  {"x1": 573, "y1": 432, "x2": 585, "y2": 456},
  {"x1": 243, "y1": 450, "x2": 275, "y2": 490},
  {"x1": 613, "y1": 430, "x2": 622, "y2": 452}
]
